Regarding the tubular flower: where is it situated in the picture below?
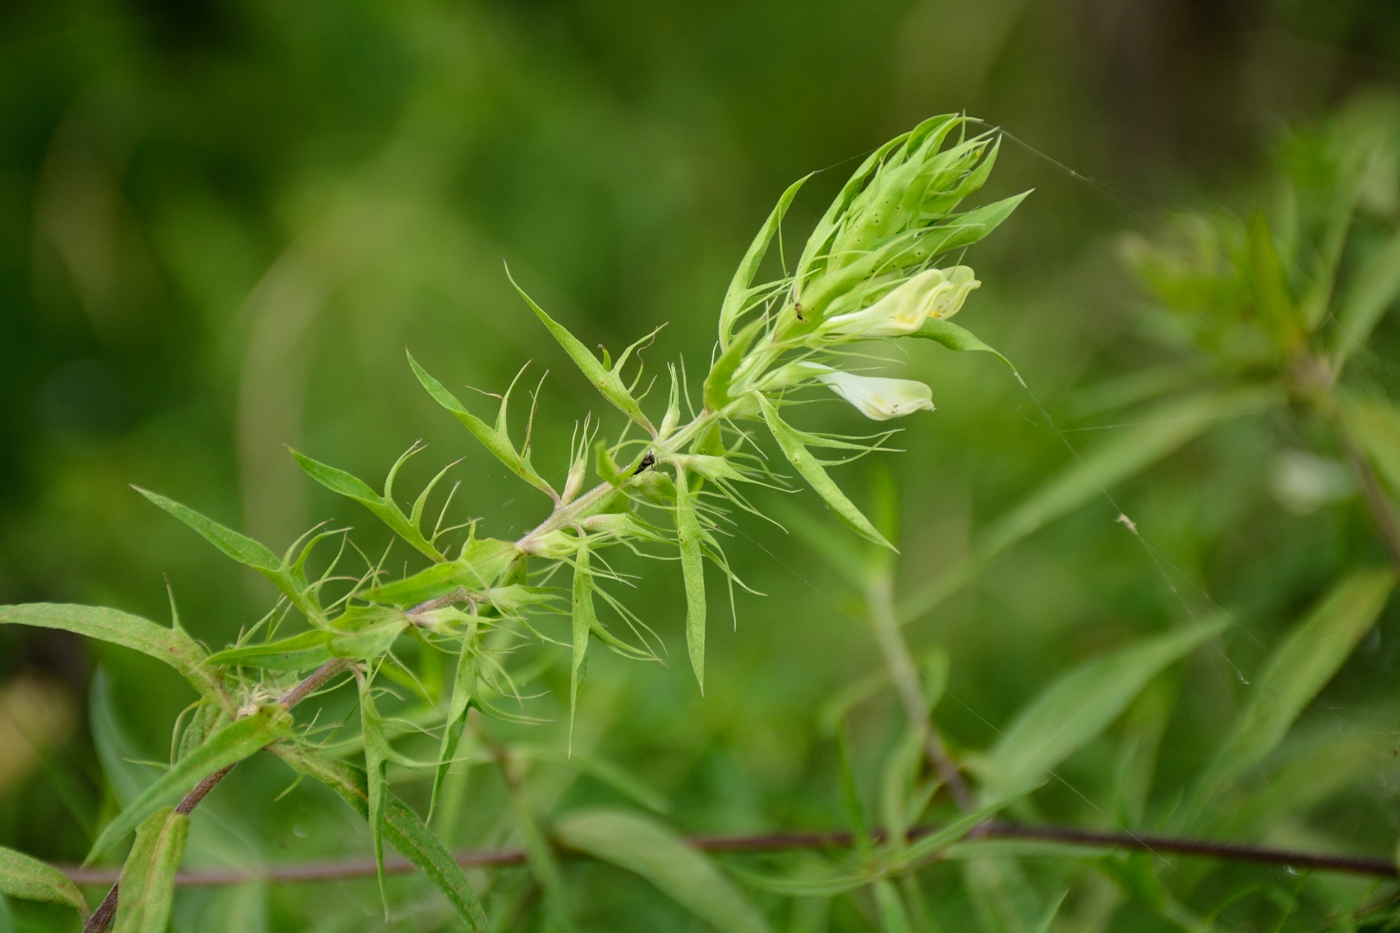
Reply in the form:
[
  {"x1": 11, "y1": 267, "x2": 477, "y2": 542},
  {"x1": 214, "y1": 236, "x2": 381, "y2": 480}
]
[
  {"x1": 818, "y1": 371, "x2": 935, "y2": 421},
  {"x1": 823, "y1": 266, "x2": 980, "y2": 337}
]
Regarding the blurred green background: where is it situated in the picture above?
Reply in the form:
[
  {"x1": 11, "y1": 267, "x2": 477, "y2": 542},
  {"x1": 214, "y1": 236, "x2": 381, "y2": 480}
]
[{"x1": 6, "y1": 1, "x2": 1400, "y2": 930}]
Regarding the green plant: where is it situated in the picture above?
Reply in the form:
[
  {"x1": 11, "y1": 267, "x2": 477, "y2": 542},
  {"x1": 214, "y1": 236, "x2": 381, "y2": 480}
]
[{"x1": 0, "y1": 115, "x2": 1024, "y2": 933}]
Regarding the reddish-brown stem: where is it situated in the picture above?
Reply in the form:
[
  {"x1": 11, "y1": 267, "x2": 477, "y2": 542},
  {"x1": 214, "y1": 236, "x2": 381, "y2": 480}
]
[
  {"x1": 82, "y1": 659, "x2": 352, "y2": 933},
  {"x1": 63, "y1": 820, "x2": 1397, "y2": 889}
]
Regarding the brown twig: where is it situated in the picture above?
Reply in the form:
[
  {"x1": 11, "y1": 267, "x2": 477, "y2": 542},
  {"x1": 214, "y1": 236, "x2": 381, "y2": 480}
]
[
  {"x1": 82, "y1": 658, "x2": 353, "y2": 933},
  {"x1": 61, "y1": 820, "x2": 1398, "y2": 889}
]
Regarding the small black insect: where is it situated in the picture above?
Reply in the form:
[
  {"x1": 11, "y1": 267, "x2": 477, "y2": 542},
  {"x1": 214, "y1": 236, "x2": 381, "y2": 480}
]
[{"x1": 633, "y1": 451, "x2": 656, "y2": 475}]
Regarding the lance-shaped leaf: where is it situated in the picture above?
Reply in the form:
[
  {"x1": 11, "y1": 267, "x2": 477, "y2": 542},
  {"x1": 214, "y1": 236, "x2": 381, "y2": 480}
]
[
  {"x1": 358, "y1": 671, "x2": 420, "y2": 903},
  {"x1": 1189, "y1": 567, "x2": 1396, "y2": 817},
  {"x1": 911, "y1": 318, "x2": 1015, "y2": 370},
  {"x1": 718, "y1": 174, "x2": 809, "y2": 349},
  {"x1": 113, "y1": 807, "x2": 188, "y2": 933},
  {"x1": 570, "y1": 547, "x2": 597, "y2": 739},
  {"x1": 673, "y1": 465, "x2": 708, "y2": 691},
  {"x1": 1334, "y1": 226, "x2": 1400, "y2": 367},
  {"x1": 0, "y1": 847, "x2": 88, "y2": 919},
  {"x1": 364, "y1": 537, "x2": 520, "y2": 607},
  {"x1": 408, "y1": 352, "x2": 556, "y2": 499},
  {"x1": 758, "y1": 395, "x2": 891, "y2": 548},
  {"x1": 290, "y1": 448, "x2": 443, "y2": 561},
  {"x1": 88, "y1": 704, "x2": 292, "y2": 862},
  {"x1": 0, "y1": 604, "x2": 223, "y2": 705},
  {"x1": 507, "y1": 271, "x2": 656, "y2": 434},
  {"x1": 983, "y1": 618, "x2": 1228, "y2": 801},
  {"x1": 555, "y1": 809, "x2": 770, "y2": 933},
  {"x1": 134, "y1": 488, "x2": 325, "y2": 625},
  {"x1": 206, "y1": 613, "x2": 407, "y2": 672},
  {"x1": 430, "y1": 618, "x2": 479, "y2": 821},
  {"x1": 268, "y1": 744, "x2": 489, "y2": 933},
  {"x1": 874, "y1": 880, "x2": 912, "y2": 933}
]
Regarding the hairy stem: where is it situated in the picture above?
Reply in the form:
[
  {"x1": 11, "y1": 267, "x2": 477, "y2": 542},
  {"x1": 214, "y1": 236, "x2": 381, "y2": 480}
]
[
  {"x1": 866, "y1": 571, "x2": 976, "y2": 811},
  {"x1": 82, "y1": 659, "x2": 353, "y2": 933}
]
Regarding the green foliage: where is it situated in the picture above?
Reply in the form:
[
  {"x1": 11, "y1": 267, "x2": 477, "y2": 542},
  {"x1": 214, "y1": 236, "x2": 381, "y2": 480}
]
[
  {"x1": 555, "y1": 809, "x2": 771, "y2": 933},
  {"x1": 112, "y1": 808, "x2": 187, "y2": 933},
  {"x1": 0, "y1": 848, "x2": 87, "y2": 919}
]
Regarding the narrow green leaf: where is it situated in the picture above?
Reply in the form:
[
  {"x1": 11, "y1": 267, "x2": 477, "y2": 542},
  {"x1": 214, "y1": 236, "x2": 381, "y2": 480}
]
[
  {"x1": 113, "y1": 807, "x2": 188, "y2": 933},
  {"x1": 268, "y1": 744, "x2": 490, "y2": 932},
  {"x1": 673, "y1": 466, "x2": 708, "y2": 692},
  {"x1": 88, "y1": 705, "x2": 292, "y2": 862},
  {"x1": 0, "y1": 847, "x2": 88, "y2": 918},
  {"x1": 408, "y1": 352, "x2": 556, "y2": 499},
  {"x1": 1342, "y1": 396, "x2": 1400, "y2": 494},
  {"x1": 506, "y1": 270, "x2": 655, "y2": 433},
  {"x1": 1334, "y1": 227, "x2": 1400, "y2": 366},
  {"x1": 430, "y1": 619, "x2": 479, "y2": 821},
  {"x1": 718, "y1": 174, "x2": 809, "y2": 349},
  {"x1": 205, "y1": 617, "x2": 407, "y2": 672},
  {"x1": 206, "y1": 631, "x2": 332, "y2": 671},
  {"x1": 134, "y1": 488, "x2": 323, "y2": 625},
  {"x1": 364, "y1": 537, "x2": 520, "y2": 606},
  {"x1": 911, "y1": 319, "x2": 1014, "y2": 370},
  {"x1": 1191, "y1": 567, "x2": 1396, "y2": 812},
  {"x1": 0, "y1": 604, "x2": 223, "y2": 704},
  {"x1": 570, "y1": 548, "x2": 596, "y2": 735},
  {"x1": 507, "y1": 789, "x2": 577, "y2": 932},
  {"x1": 555, "y1": 809, "x2": 771, "y2": 933},
  {"x1": 758, "y1": 395, "x2": 891, "y2": 549},
  {"x1": 874, "y1": 880, "x2": 911, "y2": 933},
  {"x1": 983, "y1": 618, "x2": 1227, "y2": 800},
  {"x1": 898, "y1": 387, "x2": 1280, "y2": 624},
  {"x1": 290, "y1": 449, "x2": 441, "y2": 561},
  {"x1": 1247, "y1": 212, "x2": 1306, "y2": 350}
]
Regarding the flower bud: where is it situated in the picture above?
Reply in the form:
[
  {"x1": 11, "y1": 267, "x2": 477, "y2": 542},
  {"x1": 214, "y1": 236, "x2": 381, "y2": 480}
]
[{"x1": 817, "y1": 371, "x2": 935, "y2": 421}]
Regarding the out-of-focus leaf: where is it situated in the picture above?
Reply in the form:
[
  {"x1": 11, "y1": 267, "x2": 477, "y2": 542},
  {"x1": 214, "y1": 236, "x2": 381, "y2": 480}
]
[
  {"x1": 718, "y1": 175, "x2": 808, "y2": 349},
  {"x1": 674, "y1": 465, "x2": 708, "y2": 691},
  {"x1": 758, "y1": 395, "x2": 891, "y2": 549},
  {"x1": 1333, "y1": 226, "x2": 1400, "y2": 366},
  {"x1": 290, "y1": 448, "x2": 442, "y2": 561},
  {"x1": 1189, "y1": 567, "x2": 1395, "y2": 815},
  {"x1": 508, "y1": 787, "x2": 577, "y2": 932},
  {"x1": 555, "y1": 809, "x2": 771, "y2": 933},
  {"x1": 0, "y1": 847, "x2": 88, "y2": 919},
  {"x1": 134, "y1": 488, "x2": 324, "y2": 625},
  {"x1": 899, "y1": 387, "x2": 1280, "y2": 624},
  {"x1": 113, "y1": 807, "x2": 188, "y2": 933},
  {"x1": 983, "y1": 618, "x2": 1227, "y2": 800},
  {"x1": 88, "y1": 705, "x2": 292, "y2": 862},
  {"x1": 1343, "y1": 396, "x2": 1400, "y2": 495},
  {"x1": 0, "y1": 604, "x2": 223, "y2": 703},
  {"x1": 90, "y1": 670, "x2": 151, "y2": 807},
  {"x1": 962, "y1": 858, "x2": 1039, "y2": 933},
  {"x1": 911, "y1": 318, "x2": 1014, "y2": 370},
  {"x1": 430, "y1": 619, "x2": 479, "y2": 821},
  {"x1": 1246, "y1": 212, "x2": 1306, "y2": 350},
  {"x1": 874, "y1": 879, "x2": 911, "y2": 933},
  {"x1": 268, "y1": 744, "x2": 489, "y2": 932}
]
